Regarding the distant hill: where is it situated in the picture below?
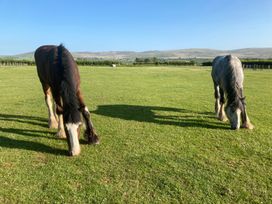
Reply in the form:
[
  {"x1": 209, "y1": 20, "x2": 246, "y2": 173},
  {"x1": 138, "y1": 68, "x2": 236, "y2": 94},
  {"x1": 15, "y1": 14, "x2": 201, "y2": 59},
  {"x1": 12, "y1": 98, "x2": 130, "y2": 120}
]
[
  {"x1": 13, "y1": 52, "x2": 34, "y2": 59},
  {"x1": 4, "y1": 48, "x2": 272, "y2": 60}
]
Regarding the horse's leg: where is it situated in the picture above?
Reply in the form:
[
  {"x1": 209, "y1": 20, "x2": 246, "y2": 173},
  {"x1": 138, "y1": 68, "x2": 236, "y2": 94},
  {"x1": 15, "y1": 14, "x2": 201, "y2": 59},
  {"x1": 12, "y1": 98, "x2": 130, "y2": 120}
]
[
  {"x1": 214, "y1": 84, "x2": 220, "y2": 117},
  {"x1": 241, "y1": 109, "x2": 253, "y2": 129},
  {"x1": 219, "y1": 87, "x2": 228, "y2": 121},
  {"x1": 55, "y1": 97, "x2": 66, "y2": 138},
  {"x1": 42, "y1": 85, "x2": 58, "y2": 129},
  {"x1": 77, "y1": 90, "x2": 99, "y2": 144},
  {"x1": 56, "y1": 114, "x2": 67, "y2": 138},
  {"x1": 240, "y1": 90, "x2": 254, "y2": 129}
]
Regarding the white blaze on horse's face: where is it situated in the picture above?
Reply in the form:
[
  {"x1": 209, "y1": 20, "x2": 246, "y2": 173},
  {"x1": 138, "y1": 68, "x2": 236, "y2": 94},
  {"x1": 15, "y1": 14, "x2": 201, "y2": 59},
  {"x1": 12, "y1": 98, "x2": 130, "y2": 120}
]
[
  {"x1": 66, "y1": 123, "x2": 81, "y2": 156},
  {"x1": 226, "y1": 107, "x2": 241, "y2": 130}
]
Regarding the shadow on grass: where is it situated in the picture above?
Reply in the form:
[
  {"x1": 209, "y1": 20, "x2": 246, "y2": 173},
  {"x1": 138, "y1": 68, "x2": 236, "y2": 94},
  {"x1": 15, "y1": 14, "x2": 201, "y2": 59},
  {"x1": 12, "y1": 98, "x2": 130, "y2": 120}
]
[
  {"x1": 0, "y1": 114, "x2": 67, "y2": 156},
  {"x1": 0, "y1": 113, "x2": 48, "y2": 128},
  {"x1": 0, "y1": 135, "x2": 67, "y2": 156},
  {"x1": 0, "y1": 127, "x2": 56, "y2": 139},
  {"x1": 92, "y1": 104, "x2": 228, "y2": 130}
]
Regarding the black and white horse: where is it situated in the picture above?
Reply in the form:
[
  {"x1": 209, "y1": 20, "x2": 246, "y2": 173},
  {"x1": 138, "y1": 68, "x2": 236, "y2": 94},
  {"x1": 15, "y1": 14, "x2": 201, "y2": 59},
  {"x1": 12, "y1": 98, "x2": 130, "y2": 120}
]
[
  {"x1": 35, "y1": 44, "x2": 99, "y2": 156},
  {"x1": 212, "y1": 55, "x2": 254, "y2": 130}
]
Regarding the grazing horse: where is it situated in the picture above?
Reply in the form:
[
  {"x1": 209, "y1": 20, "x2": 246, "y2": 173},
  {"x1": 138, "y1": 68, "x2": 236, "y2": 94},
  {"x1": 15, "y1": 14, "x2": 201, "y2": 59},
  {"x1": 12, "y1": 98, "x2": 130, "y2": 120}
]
[
  {"x1": 211, "y1": 55, "x2": 254, "y2": 130},
  {"x1": 35, "y1": 44, "x2": 99, "y2": 156}
]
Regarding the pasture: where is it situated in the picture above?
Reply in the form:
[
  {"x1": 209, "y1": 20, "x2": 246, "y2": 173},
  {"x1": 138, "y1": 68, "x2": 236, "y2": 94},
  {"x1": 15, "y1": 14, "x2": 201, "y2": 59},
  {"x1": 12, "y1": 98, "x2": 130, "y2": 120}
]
[{"x1": 0, "y1": 66, "x2": 271, "y2": 203}]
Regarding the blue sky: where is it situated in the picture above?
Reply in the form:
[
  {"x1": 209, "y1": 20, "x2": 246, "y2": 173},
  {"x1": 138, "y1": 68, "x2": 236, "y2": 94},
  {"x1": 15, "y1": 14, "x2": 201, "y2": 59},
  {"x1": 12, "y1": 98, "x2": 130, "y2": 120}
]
[{"x1": 0, "y1": 0, "x2": 272, "y2": 54}]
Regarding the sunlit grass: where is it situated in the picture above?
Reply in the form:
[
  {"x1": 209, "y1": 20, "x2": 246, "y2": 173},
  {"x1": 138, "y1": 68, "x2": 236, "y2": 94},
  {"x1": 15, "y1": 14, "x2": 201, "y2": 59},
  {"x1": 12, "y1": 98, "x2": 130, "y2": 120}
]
[{"x1": 0, "y1": 66, "x2": 271, "y2": 203}]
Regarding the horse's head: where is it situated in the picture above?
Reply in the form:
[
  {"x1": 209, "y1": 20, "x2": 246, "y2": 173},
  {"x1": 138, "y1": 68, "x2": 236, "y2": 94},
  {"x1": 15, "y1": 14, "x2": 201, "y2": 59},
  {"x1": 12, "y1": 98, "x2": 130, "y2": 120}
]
[
  {"x1": 226, "y1": 97, "x2": 247, "y2": 130},
  {"x1": 226, "y1": 105, "x2": 241, "y2": 130},
  {"x1": 66, "y1": 122, "x2": 82, "y2": 156}
]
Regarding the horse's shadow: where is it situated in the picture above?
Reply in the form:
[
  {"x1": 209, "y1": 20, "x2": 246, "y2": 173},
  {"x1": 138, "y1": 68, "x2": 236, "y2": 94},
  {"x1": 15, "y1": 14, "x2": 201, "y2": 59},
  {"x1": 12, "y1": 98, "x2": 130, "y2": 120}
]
[
  {"x1": 0, "y1": 114, "x2": 67, "y2": 156},
  {"x1": 0, "y1": 105, "x2": 227, "y2": 155},
  {"x1": 91, "y1": 104, "x2": 228, "y2": 129},
  {"x1": 0, "y1": 113, "x2": 48, "y2": 128},
  {"x1": 0, "y1": 135, "x2": 67, "y2": 156}
]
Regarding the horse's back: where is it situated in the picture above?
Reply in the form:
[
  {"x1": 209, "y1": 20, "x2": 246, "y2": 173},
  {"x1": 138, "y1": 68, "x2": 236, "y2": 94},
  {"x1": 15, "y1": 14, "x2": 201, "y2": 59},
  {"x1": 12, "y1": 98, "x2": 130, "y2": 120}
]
[
  {"x1": 212, "y1": 55, "x2": 243, "y2": 88},
  {"x1": 228, "y1": 55, "x2": 244, "y2": 86},
  {"x1": 35, "y1": 45, "x2": 58, "y2": 85},
  {"x1": 35, "y1": 45, "x2": 57, "y2": 66}
]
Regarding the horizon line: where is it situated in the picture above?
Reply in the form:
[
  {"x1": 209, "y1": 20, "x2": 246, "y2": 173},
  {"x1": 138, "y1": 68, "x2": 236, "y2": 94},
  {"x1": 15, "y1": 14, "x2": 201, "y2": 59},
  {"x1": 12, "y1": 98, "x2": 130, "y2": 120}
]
[{"x1": 1, "y1": 47, "x2": 272, "y2": 56}]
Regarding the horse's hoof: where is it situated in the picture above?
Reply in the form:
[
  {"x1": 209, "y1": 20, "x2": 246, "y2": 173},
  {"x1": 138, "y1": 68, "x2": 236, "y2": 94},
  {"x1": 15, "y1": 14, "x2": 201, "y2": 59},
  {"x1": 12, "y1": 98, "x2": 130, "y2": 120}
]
[
  {"x1": 219, "y1": 117, "x2": 228, "y2": 122},
  {"x1": 49, "y1": 120, "x2": 58, "y2": 129},
  {"x1": 242, "y1": 122, "x2": 254, "y2": 130},
  {"x1": 218, "y1": 115, "x2": 228, "y2": 122},
  {"x1": 218, "y1": 111, "x2": 227, "y2": 121},
  {"x1": 230, "y1": 126, "x2": 240, "y2": 130},
  {"x1": 88, "y1": 135, "x2": 100, "y2": 145},
  {"x1": 92, "y1": 135, "x2": 100, "y2": 144},
  {"x1": 222, "y1": 117, "x2": 228, "y2": 122},
  {"x1": 68, "y1": 148, "x2": 81, "y2": 156},
  {"x1": 85, "y1": 131, "x2": 100, "y2": 144},
  {"x1": 56, "y1": 130, "x2": 66, "y2": 138}
]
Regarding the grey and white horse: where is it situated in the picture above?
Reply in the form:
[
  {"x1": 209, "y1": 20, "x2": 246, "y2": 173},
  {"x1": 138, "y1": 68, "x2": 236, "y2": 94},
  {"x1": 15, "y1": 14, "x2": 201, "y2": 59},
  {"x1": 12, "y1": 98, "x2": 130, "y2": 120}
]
[{"x1": 211, "y1": 55, "x2": 254, "y2": 130}]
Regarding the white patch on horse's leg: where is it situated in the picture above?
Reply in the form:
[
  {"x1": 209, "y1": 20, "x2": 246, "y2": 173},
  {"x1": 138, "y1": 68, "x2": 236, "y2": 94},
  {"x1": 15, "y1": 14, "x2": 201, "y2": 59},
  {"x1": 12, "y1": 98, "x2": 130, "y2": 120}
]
[
  {"x1": 66, "y1": 123, "x2": 81, "y2": 156},
  {"x1": 84, "y1": 106, "x2": 89, "y2": 113},
  {"x1": 84, "y1": 106, "x2": 95, "y2": 128},
  {"x1": 219, "y1": 104, "x2": 228, "y2": 122},
  {"x1": 45, "y1": 94, "x2": 58, "y2": 129},
  {"x1": 53, "y1": 102, "x2": 59, "y2": 122},
  {"x1": 82, "y1": 106, "x2": 99, "y2": 144},
  {"x1": 80, "y1": 107, "x2": 88, "y2": 129},
  {"x1": 56, "y1": 114, "x2": 66, "y2": 138}
]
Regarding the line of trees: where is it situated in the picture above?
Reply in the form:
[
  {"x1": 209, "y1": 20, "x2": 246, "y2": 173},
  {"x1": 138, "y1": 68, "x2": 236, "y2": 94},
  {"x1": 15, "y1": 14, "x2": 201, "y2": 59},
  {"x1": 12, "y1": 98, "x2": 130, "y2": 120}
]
[
  {"x1": 0, "y1": 57, "x2": 196, "y2": 67},
  {"x1": 133, "y1": 57, "x2": 196, "y2": 66},
  {"x1": 76, "y1": 58, "x2": 121, "y2": 66},
  {"x1": 0, "y1": 58, "x2": 35, "y2": 66},
  {"x1": 0, "y1": 58, "x2": 120, "y2": 67},
  {"x1": 1, "y1": 57, "x2": 272, "y2": 69}
]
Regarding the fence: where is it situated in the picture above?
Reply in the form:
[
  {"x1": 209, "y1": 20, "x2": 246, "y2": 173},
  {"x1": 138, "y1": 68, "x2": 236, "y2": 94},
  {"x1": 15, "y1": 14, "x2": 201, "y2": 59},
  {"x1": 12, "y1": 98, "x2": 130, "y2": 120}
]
[{"x1": 201, "y1": 60, "x2": 272, "y2": 69}]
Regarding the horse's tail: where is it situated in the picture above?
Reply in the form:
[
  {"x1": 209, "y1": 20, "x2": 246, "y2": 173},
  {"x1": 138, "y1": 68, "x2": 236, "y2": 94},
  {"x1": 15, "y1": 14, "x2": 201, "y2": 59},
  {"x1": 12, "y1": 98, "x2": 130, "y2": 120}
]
[{"x1": 58, "y1": 44, "x2": 81, "y2": 124}]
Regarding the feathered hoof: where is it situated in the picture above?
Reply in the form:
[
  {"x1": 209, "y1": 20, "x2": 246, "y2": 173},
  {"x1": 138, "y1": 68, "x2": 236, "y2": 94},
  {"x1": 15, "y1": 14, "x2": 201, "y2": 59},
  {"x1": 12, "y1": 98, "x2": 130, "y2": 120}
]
[
  {"x1": 49, "y1": 120, "x2": 58, "y2": 129},
  {"x1": 217, "y1": 115, "x2": 228, "y2": 122},
  {"x1": 56, "y1": 130, "x2": 66, "y2": 138},
  {"x1": 218, "y1": 110, "x2": 227, "y2": 121},
  {"x1": 68, "y1": 148, "x2": 81, "y2": 156},
  {"x1": 230, "y1": 126, "x2": 240, "y2": 130},
  {"x1": 219, "y1": 117, "x2": 228, "y2": 122},
  {"x1": 84, "y1": 130, "x2": 100, "y2": 144},
  {"x1": 241, "y1": 122, "x2": 254, "y2": 130}
]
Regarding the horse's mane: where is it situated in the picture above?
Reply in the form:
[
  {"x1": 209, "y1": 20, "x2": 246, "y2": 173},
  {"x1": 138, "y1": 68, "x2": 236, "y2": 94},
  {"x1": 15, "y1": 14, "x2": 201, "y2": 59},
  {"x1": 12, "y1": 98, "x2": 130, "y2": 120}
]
[
  {"x1": 224, "y1": 55, "x2": 244, "y2": 111},
  {"x1": 58, "y1": 44, "x2": 81, "y2": 123}
]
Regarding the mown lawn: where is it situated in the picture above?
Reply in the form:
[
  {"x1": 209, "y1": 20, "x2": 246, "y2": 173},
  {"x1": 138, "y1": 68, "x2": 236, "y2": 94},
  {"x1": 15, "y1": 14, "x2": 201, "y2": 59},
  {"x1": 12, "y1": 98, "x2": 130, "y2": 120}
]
[{"x1": 0, "y1": 66, "x2": 271, "y2": 203}]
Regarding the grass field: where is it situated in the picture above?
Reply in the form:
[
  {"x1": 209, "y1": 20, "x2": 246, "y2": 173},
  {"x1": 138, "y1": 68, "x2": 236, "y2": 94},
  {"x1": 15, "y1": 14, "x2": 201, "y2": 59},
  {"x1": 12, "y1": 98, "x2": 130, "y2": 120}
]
[{"x1": 0, "y1": 66, "x2": 271, "y2": 203}]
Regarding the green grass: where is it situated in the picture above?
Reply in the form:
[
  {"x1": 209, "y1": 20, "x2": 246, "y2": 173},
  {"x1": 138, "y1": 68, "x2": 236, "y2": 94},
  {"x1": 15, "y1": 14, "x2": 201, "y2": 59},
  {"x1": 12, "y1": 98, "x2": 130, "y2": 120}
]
[{"x1": 0, "y1": 66, "x2": 271, "y2": 203}]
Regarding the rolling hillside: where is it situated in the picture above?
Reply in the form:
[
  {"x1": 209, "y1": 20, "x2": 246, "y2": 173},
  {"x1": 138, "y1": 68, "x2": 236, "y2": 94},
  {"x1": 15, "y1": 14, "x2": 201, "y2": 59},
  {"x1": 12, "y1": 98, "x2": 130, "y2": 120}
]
[{"x1": 3, "y1": 48, "x2": 272, "y2": 60}]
